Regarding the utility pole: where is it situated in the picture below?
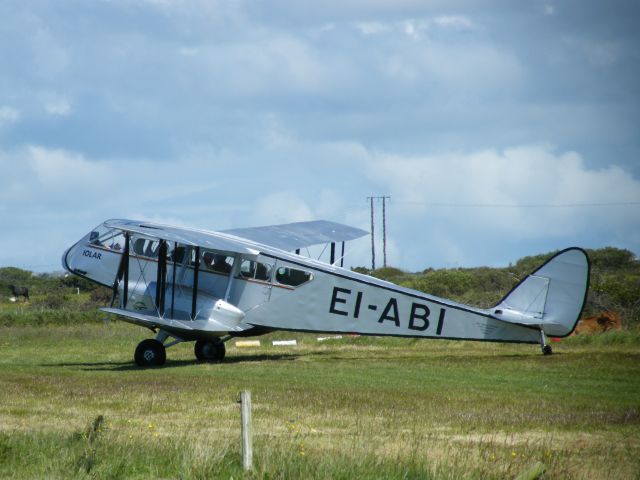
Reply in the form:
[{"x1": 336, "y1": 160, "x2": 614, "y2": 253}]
[
  {"x1": 367, "y1": 195, "x2": 391, "y2": 270},
  {"x1": 368, "y1": 196, "x2": 375, "y2": 270},
  {"x1": 381, "y1": 196, "x2": 390, "y2": 267}
]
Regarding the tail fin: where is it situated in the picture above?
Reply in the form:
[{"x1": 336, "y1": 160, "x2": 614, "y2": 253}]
[{"x1": 491, "y1": 248, "x2": 590, "y2": 337}]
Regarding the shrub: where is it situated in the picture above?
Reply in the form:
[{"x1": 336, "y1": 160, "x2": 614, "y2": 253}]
[
  {"x1": 370, "y1": 267, "x2": 406, "y2": 282},
  {"x1": 89, "y1": 287, "x2": 113, "y2": 305},
  {"x1": 34, "y1": 294, "x2": 70, "y2": 310}
]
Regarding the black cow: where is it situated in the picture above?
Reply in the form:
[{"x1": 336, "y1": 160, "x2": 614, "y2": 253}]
[{"x1": 10, "y1": 285, "x2": 29, "y2": 300}]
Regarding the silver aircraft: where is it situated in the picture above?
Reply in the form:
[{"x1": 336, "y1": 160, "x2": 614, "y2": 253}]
[{"x1": 62, "y1": 219, "x2": 590, "y2": 366}]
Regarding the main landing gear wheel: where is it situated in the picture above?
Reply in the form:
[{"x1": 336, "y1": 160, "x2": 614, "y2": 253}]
[
  {"x1": 134, "y1": 339, "x2": 167, "y2": 367},
  {"x1": 542, "y1": 344, "x2": 553, "y2": 355},
  {"x1": 194, "y1": 338, "x2": 226, "y2": 362}
]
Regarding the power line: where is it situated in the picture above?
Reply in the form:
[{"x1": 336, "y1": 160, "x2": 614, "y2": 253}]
[{"x1": 389, "y1": 201, "x2": 640, "y2": 208}]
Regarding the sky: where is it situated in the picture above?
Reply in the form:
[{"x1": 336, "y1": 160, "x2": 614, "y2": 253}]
[{"x1": 0, "y1": 0, "x2": 639, "y2": 272}]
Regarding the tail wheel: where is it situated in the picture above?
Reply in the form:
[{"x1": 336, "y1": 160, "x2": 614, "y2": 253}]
[
  {"x1": 134, "y1": 339, "x2": 166, "y2": 367},
  {"x1": 195, "y1": 338, "x2": 226, "y2": 362},
  {"x1": 539, "y1": 330, "x2": 553, "y2": 356}
]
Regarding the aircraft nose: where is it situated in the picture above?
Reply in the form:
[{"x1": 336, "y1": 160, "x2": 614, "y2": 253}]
[
  {"x1": 62, "y1": 226, "x2": 99, "y2": 273},
  {"x1": 62, "y1": 245, "x2": 85, "y2": 275},
  {"x1": 61, "y1": 247, "x2": 73, "y2": 272}
]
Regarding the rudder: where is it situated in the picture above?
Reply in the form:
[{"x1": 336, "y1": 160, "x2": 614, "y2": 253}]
[{"x1": 492, "y1": 248, "x2": 590, "y2": 337}]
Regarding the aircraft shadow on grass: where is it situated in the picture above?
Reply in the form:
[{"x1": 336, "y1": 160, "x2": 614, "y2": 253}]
[
  {"x1": 41, "y1": 349, "x2": 556, "y2": 372},
  {"x1": 42, "y1": 353, "x2": 300, "y2": 371}
]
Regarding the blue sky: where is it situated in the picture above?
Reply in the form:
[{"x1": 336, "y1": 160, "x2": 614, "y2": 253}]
[{"x1": 1, "y1": 0, "x2": 639, "y2": 272}]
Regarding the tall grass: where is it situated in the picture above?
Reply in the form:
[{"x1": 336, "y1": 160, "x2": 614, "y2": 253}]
[
  {"x1": 2, "y1": 419, "x2": 637, "y2": 479},
  {"x1": 0, "y1": 323, "x2": 639, "y2": 478}
]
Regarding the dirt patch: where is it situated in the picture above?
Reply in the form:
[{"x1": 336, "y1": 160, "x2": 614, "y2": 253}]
[{"x1": 573, "y1": 311, "x2": 621, "y2": 335}]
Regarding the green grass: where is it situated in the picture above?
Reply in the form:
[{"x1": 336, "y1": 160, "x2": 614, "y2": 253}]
[{"x1": 0, "y1": 324, "x2": 639, "y2": 479}]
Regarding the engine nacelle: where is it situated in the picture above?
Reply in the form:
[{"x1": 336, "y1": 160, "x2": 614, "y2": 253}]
[{"x1": 210, "y1": 299, "x2": 245, "y2": 327}]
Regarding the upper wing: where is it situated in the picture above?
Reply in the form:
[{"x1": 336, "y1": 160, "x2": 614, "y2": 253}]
[
  {"x1": 103, "y1": 219, "x2": 368, "y2": 255},
  {"x1": 222, "y1": 220, "x2": 368, "y2": 251},
  {"x1": 103, "y1": 219, "x2": 261, "y2": 257}
]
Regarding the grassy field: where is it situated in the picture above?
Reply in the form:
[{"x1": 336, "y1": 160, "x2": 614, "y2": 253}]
[{"x1": 0, "y1": 323, "x2": 639, "y2": 479}]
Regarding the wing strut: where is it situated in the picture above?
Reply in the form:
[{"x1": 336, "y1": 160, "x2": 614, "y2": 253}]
[
  {"x1": 155, "y1": 240, "x2": 167, "y2": 316},
  {"x1": 110, "y1": 241, "x2": 127, "y2": 308},
  {"x1": 122, "y1": 232, "x2": 130, "y2": 309},
  {"x1": 191, "y1": 246, "x2": 200, "y2": 320},
  {"x1": 170, "y1": 242, "x2": 177, "y2": 318}
]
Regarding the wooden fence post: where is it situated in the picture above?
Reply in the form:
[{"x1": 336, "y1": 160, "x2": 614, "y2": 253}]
[{"x1": 240, "y1": 390, "x2": 253, "y2": 471}]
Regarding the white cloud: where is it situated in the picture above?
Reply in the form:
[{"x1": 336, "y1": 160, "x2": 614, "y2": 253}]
[
  {"x1": 351, "y1": 145, "x2": 640, "y2": 268},
  {"x1": 44, "y1": 98, "x2": 71, "y2": 116},
  {"x1": 562, "y1": 37, "x2": 621, "y2": 68},
  {"x1": 1, "y1": 141, "x2": 637, "y2": 272},
  {"x1": 178, "y1": 46, "x2": 198, "y2": 57},
  {"x1": 0, "y1": 1, "x2": 638, "y2": 271},
  {"x1": 584, "y1": 41, "x2": 620, "y2": 67},
  {"x1": 433, "y1": 15, "x2": 474, "y2": 30},
  {"x1": 262, "y1": 114, "x2": 296, "y2": 150},
  {"x1": 199, "y1": 34, "x2": 355, "y2": 96},
  {"x1": 135, "y1": 0, "x2": 243, "y2": 22},
  {"x1": 356, "y1": 15, "x2": 473, "y2": 39},
  {"x1": 29, "y1": 146, "x2": 114, "y2": 188},
  {"x1": 0, "y1": 106, "x2": 20, "y2": 125},
  {"x1": 356, "y1": 21, "x2": 392, "y2": 35},
  {"x1": 316, "y1": 23, "x2": 336, "y2": 34},
  {"x1": 0, "y1": 146, "x2": 116, "y2": 209},
  {"x1": 381, "y1": 41, "x2": 522, "y2": 90},
  {"x1": 250, "y1": 191, "x2": 315, "y2": 225},
  {"x1": 349, "y1": 17, "x2": 522, "y2": 90},
  {"x1": 367, "y1": 145, "x2": 640, "y2": 241},
  {"x1": 403, "y1": 20, "x2": 426, "y2": 39},
  {"x1": 31, "y1": 23, "x2": 70, "y2": 78},
  {"x1": 315, "y1": 188, "x2": 346, "y2": 219}
]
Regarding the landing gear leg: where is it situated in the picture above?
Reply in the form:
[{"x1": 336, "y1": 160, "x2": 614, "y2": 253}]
[
  {"x1": 194, "y1": 337, "x2": 226, "y2": 362},
  {"x1": 540, "y1": 329, "x2": 552, "y2": 355}
]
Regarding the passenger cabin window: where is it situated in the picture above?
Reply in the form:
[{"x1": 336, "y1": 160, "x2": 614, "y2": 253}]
[
  {"x1": 199, "y1": 250, "x2": 234, "y2": 275},
  {"x1": 89, "y1": 227, "x2": 126, "y2": 251},
  {"x1": 239, "y1": 259, "x2": 273, "y2": 282},
  {"x1": 132, "y1": 237, "x2": 160, "y2": 258},
  {"x1": 168, "y1": 245, "x2": 186, "y2": 264},
  {"x1": 275, "y1": 266, "x2": 313, "y2": 287}
]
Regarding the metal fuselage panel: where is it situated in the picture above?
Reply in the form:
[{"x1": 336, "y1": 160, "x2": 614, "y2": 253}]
[{"x1": 243, "y1": 261, "x2": 541, "y2": 343}]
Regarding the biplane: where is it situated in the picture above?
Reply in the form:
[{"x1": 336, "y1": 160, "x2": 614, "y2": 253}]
[{"x1": 62, "y1": 219, "x2": 590, "y2": 366}]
